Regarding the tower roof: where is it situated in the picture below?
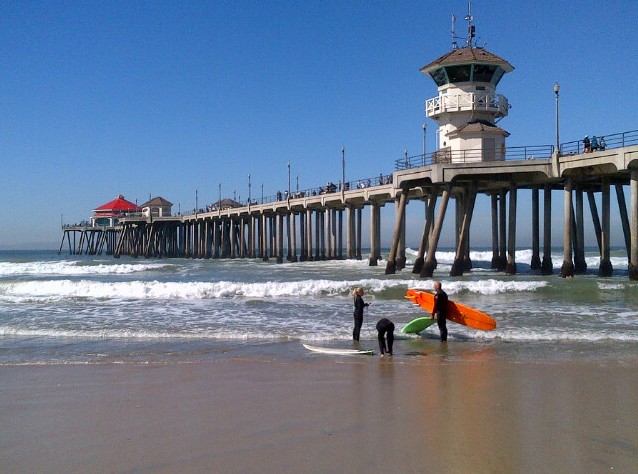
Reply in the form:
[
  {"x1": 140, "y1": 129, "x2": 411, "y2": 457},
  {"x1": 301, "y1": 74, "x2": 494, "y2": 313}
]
[
  {"x1": 93, "y1": 194, "x2": 141, "y2": 213},
  {"x1": 421, "y1": 46, "x2": 514, "y2": 74},
  {"x1": 448, "y1": 119, "x2": 510, "y2": 138},
  {"x1": 141, "y1": 196, "x2": 173, "y2": 208}
]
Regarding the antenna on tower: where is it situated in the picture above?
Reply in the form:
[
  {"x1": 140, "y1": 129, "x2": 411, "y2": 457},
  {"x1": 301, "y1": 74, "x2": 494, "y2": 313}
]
[
  {"x1": 451, "y1": 14, "x2": 458, "y2": 50},
  {"x1": 465, "y1": 0, "x2": 475, "y2": 47}
]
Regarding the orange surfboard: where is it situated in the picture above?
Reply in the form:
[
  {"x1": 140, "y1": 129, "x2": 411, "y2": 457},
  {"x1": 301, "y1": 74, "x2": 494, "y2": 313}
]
[{"x1": 405, "y1": 289, "x2": 496, "y2": 331}]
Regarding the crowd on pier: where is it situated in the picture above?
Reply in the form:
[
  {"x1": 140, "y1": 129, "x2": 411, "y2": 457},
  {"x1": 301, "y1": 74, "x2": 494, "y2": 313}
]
[{"x1": 582, "y1": 135, "x2": 606, "y2": 153}]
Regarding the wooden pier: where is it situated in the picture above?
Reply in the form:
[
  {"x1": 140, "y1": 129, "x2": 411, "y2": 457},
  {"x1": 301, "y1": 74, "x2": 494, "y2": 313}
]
[
  {"x1": 59, "y1": 138, "x2": 638, "y2": 280},
  {"x1": 59, "y1": 225, "x2": 119, "y2": 256}
]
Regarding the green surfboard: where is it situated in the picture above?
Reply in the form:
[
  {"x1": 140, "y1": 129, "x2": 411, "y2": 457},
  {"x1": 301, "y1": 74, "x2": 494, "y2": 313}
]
[{"x1": 401, "y1": 316, "x2": 437, "y2": 334}]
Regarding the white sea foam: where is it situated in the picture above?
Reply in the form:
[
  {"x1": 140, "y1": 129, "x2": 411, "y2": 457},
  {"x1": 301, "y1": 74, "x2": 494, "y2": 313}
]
[
  {"x1": 404, "y1": 247, "x2": 630, "y2": 268},
  {"x1": 0, "y1": 277, "x2": 548, "y2": 302},
  {"x1": 0, "y1": 260, "x2": 176, "y2": 276}
]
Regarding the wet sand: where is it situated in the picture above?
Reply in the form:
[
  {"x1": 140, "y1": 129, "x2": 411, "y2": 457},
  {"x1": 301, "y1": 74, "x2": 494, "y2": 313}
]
[{"x1": 1, "y1": 355, "x2": 637, "y2": 473}]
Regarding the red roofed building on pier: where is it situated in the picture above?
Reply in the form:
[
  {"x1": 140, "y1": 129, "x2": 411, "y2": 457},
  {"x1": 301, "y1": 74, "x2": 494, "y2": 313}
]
[{"x1": 91, "y1": 194, "x2": 141, "y2": 227}]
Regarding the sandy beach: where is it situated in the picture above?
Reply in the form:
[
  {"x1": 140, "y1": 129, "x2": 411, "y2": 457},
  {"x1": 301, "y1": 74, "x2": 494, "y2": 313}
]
[{"x1": 2, "y1": 353, "x2": 637, "y2": 474}]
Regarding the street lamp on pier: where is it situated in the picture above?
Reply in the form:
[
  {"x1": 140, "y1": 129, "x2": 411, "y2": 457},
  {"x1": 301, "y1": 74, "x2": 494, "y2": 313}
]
[
  {"x1": 422, "y1": 122, "x2": 427, "y2": 166},
  {"x1": 554, "y1": 82, "x2": 560, "y2": 156},
  {"x1": 218, "y1": 183, "x2": 221, "y2": 216},
  {"x1": 248, "y1": 174, "x2": 251, "y2": 207},
  {"x1": 287, "y1": 161, "x2": 291, "y2": 200},
  {"x1": 341, "y1": 147, "x2": 345, "y2": 197}
]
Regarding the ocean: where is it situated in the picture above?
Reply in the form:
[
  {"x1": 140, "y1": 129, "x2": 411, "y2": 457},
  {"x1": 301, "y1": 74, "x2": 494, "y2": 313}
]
[{"x1": 1, "y1": 248, "x2": 637, "y2": 365}]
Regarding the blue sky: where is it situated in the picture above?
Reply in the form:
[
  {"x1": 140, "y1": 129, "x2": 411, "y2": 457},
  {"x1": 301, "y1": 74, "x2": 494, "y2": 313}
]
[{"x1": 1, "y1": 0, "x2": 637, "y2": 249}]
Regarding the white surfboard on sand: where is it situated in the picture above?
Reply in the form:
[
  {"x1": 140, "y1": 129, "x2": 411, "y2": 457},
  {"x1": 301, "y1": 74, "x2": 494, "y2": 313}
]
[{"x1": 303, "y1": 344, "x2": 374, "y2": 355}]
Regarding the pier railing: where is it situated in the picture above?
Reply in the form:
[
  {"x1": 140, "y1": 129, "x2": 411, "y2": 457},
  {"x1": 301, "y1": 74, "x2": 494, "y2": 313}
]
[
  {"x1": 394, "y1": 145, "x2": 554, "y2": 170},
  {"x1": 193, "y1": 174, "x2": 396, "y2": 210},
  {"x1": 559, "y1": 129, "x2": 638, "y2": 155}
]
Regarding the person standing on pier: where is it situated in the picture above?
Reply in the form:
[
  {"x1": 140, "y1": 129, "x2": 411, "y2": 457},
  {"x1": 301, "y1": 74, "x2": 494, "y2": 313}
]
[
  {"x1": 352, "y1": 287, "x2": 370, "y2": 341},
  {"x1": 583, "y1": 136, "x2": 591, "y2": 153},
  {"x1": 430, "y1": 281, "x2": 448, "y2": 342}
]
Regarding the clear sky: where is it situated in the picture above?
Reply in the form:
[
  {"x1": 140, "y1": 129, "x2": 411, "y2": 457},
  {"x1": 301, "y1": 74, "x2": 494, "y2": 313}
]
[{"x1": 2, "y1": 0, "x2": 637, "y2": 249}]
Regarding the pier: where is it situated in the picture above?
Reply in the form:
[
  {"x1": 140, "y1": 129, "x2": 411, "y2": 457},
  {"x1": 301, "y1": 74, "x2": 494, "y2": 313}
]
[
  {"x1": 85, "y1": 132, "x2": 635, "y2": 281},
  {"x1": 60, "y1": 14, "x2": 638, "y2": 279}
]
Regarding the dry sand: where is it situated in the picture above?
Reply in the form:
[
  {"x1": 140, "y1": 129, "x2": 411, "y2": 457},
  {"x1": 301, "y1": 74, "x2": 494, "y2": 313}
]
[{"x1": 1, "y1": 355, "x2": 637, "y2": 473}]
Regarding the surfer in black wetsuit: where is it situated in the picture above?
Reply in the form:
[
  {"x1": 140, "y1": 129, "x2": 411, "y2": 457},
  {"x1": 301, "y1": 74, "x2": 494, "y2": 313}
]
[
  {"x1": 376, "y1": 318, "x2": 394, "y2": 356},
  {"x1": 352, "y1": 287, "x2": 369, "y2": 341},
  {"x1": 431, "y1": 281, "x2": 448, "y2": 342}
]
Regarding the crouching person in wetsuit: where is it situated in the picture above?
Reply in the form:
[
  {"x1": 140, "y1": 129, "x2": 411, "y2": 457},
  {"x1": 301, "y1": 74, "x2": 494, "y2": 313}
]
[
  {"x1": 431, "y1": 281, "x2": 448, "y2": 342},
  {"x1": 376, "y1": 318, "x2": 395, "y2": 356}
]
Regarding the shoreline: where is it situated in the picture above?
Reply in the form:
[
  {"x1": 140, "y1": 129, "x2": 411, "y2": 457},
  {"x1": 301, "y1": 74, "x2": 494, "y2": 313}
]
[{"x1": 2, "y1": 355, "x2": 637, "y2": 473}]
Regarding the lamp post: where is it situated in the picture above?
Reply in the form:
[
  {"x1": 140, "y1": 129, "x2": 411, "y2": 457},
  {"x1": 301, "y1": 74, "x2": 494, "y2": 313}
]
[
  {"x1": 341, "y1": 147, "x2": 345, "y2": 196},
  {"x1": 248, "y1": 174, "x2": 251, "y2": 206},
  {"x1": 218, "y1": 183, "x2": 221, "y2": 216},
  {"x1": 195, "y1": 189, "x2": 198, "y2": 216},
  {"x1": 554, "y1": 82, "x2": 560, "y2": 156},
  {"x1": 287, "y1": 161, "x2": 291, "y2": 200},
  {"x1": 296, "y1": 175, "x2": 299, "y2": 193},
  {"x1": 422, "y1": 122, "x2": 427, "y2": 166},
  {"x1": 261, "y1": 184, "x2": 264, "y2": 204}
]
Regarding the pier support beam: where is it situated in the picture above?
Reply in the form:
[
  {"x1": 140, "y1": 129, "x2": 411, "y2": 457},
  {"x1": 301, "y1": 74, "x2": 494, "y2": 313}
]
[
  {"x1": 530, "y1": 188, "x2": 541, "y2": 270},
  {"x1": 326, "y1": 209, "x2": 333, "y2": 259},
  {"x1": 316, "y1": 210, "x2": 322, "y2": 260},
  {"x1": 369, "y1": 203, "x2": 381, "y2": 266},
  {"x1": 574, "y1": 187, "x2": 587, "y2": 273},
  {"x1": 337, "y1": 209, "x2": 343, "y2": 259},
  {"x1": 385, "y1": 190, "x2": 408, "y2": 274},
  {"x1": 560, "y1": 179, "x2": 575, "y2": 277},
  {"x1": 490, "y1": 193, "x2": 499, "y2": 269},
  {"x1": 505, "y1": 184, "x2": 518, "y2": 275},
  {"x1": 413, "y1": 193, "x2": 436, "y2": 274},
  {"x1": 356, "y1": 208, "x2": 362, "y2": 260},
  {"x1": 497, "y1": 189, "x2": 508, "y2": 271},
  {"x1": 421, "y1": 185, "x2": 451, "y2": 278},
  {"x1": 346, "y1": 206, "x2": 355, "y2": 259},
  {"x1": 630, "y1": 170, "x2": 638, "y2": 280},
  {"x1": 305, "y1": 208, "x2": 313, "y2": 261},
  {"x1": 276, "y1": 214, "x2": 284, "y2": 263},
  {"x1": 336, "y1": 209, "x2": 340, "y2": 259},
  {"x1": 587, "y1": 191, "x2": 602, "y2": 254},
  {"x1": 541, "y1": 185, "x2": 553, "y2": 274},
  {"x1": 290, "y1": 212, "x2": 298, "y2": 262},
  {"x1": 615, "y1": 183, "x2": 631, "y2": 259},
  {"x1": 299, "y1": 211, "x2": 307, "y2": 262},
  {"x1": 397, "y1": 199, "x2": 407, "y2": 270},
  {"x1": 599, "y1": 178, "x2": 613, "y2": 276},
  {"x1": 261, "y1": 214, "x2": 269, "y2": 261},
  {"x1": 450, "y1": 186, "x2": 477, "y2": 277}
]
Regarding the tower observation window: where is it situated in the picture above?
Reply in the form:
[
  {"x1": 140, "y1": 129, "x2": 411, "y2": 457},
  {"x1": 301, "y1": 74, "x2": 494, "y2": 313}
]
[
  {"x1": 472, "y1": 64, "x2": 497, "y2": 82},
  {"x1": 446, "y1": 65, "x2": 471, "y2": 83},
  {"x1": 491, "y1": 68, "x2": 505, "y2": 86},
  {"x1": 430, "y1": 67, "x2": 448, "y2": 86}
]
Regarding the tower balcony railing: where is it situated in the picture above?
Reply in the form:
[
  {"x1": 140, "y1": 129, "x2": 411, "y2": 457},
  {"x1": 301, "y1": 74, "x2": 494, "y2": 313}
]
[
  {"x1": 395, "y1": 145, "x2": 554, "y2": 170},
  {"x1": 425, "y1": 92, "x2": 509, "y2": 118}
]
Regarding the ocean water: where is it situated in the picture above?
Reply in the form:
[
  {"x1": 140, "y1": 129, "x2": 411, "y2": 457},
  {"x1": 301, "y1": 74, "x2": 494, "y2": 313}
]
[{"x1": 1, "y1": 248, "x2": 637, "y2": 365}]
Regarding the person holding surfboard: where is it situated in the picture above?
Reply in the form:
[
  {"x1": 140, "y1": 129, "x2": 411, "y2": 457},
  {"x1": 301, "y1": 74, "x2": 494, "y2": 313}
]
[
  {"x1": 430, "y1": 281, "x2": 448, "y2": 342},
  {"x1": 352, "y1": 287, "x2": 370, "y2": 341}
]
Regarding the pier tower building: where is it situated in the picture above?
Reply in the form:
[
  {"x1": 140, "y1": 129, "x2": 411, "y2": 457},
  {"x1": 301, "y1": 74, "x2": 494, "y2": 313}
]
[{"x1": 421, "y1": 12, "x2": 513, "y2": 163}]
